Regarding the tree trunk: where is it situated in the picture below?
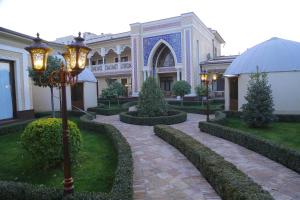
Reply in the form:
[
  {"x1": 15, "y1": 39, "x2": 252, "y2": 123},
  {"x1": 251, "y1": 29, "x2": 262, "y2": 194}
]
[
  {"x1": 50, "y1": 87, "x2": 55, "y2": 118},
  {"x1": 181, "y1": 96, "x2": 183, "y2": 106}
]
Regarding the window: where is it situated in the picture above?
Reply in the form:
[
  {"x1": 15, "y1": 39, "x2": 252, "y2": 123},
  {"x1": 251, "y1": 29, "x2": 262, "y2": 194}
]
[
  {"x1": 115, "y1": 57, "x2": 119, "y2": 63},
  {"x1": 98, "y1": 59, "x2": 103, "y2": 64},
  {"x1": 121, "y1": 56, "x2": 128, "y2": 62},
  {"x1": 91, "y1": 61, "x2": 96, "y2": 65}
]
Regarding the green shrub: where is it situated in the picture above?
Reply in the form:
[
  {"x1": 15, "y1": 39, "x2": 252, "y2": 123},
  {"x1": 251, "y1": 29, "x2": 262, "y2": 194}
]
[
  {"x1": 120, "y1": 110, "x2": 187, "y2": 126},
  {"x1": 21, "y1": 118, "x2": 82, "y2": 169},
  {"x1": 242, "y1": 71, "x2": 275, "y2": 128},
  {"x1": 171, "y1": 81, "x2": 191, "y2": 106},
  {"x1": 199, "y1": 121, "x2": 300, "y2": 173},
  {"x1": 138, "y1": 77, "x2": 167, "y2": 117},
  {"x1": 154, "y1": 125, "x2": 273, "y2": 200}
]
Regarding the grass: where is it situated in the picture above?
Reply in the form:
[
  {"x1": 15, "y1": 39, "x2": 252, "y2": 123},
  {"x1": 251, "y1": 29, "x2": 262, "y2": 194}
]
[
  {"x1": 225, "y1": 117, "x2": 300, "y2": 152},
  {"x1": 0, "y1": 128, "x2": 118, "y2": 193}
]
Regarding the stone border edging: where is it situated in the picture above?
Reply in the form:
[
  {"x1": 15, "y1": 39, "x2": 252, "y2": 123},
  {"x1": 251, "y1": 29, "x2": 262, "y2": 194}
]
[
  {"x1": 154, "y1": 124, "x2": 274, "y2": 200},
  {"x1": 119, "y1": 110, "x2": 187, "y2": 126}
]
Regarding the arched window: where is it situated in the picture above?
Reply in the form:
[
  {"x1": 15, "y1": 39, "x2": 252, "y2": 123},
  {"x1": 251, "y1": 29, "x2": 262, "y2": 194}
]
[{"x1": 152, "y1": 43, "x2": 175, "y2": 68}]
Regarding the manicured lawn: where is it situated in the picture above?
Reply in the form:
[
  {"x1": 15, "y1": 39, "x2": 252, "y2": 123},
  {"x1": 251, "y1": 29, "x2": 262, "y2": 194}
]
[
  {"x1": 0, "y1": 129, "x2": 117, "y2": 193},
  {"x1": 225, "y1": 118, "x2": 300, "y2": 152}
]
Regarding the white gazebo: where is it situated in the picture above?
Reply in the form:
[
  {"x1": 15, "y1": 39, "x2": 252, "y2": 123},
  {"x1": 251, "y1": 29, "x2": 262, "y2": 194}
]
[{"x1": 224, "y1": 37, "x2": 300, "y2": 114}]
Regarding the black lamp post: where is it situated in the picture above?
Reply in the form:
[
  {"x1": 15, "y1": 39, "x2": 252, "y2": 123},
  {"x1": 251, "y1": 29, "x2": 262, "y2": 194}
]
[
  {"x1": 25, "y1": 32, "x2": 91, "y2": 196},
  {"x1": 201, "y1": 70, "x2": 217, "y2": 122}
]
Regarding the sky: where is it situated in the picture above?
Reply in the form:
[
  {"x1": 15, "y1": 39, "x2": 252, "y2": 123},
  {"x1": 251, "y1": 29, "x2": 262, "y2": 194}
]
[{"x1": 0, "y1": 0, "x2": 299, "y2": 55}]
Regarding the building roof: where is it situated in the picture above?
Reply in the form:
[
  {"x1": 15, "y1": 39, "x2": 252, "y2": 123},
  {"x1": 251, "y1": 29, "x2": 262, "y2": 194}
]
[
  {"x1": 225, "y1": 37, "x2": 300, "y2": 76},
  {"x1": 78, "y1": 68, "x2": 97, "y2": 83},
  {"x1": 201, "y1": 55, "x2": 237, "y2": 66},
  {"x1": 0, "y1": 27, "x2": 63, "y2": 46}
]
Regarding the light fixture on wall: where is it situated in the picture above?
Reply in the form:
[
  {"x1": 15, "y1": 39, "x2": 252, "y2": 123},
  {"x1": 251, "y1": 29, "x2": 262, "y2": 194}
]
[
  {"x1": 25, "y1": 32, "x2": 91, "y2": 196},
  {"x1": 201, "y1": 70, "x2": 210, "y2": 122}
]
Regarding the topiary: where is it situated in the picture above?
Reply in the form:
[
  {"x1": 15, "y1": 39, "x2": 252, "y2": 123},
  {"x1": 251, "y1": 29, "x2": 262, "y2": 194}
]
[
  {"x1": 137, "y1": 77, "x2": 168, "y2": 117},
  {"x1": 171, "y1": 80, "x2": 191, "y2": 106},
  {"x1": 21, "y1": 118, "x2": 82, "y2": 169}
]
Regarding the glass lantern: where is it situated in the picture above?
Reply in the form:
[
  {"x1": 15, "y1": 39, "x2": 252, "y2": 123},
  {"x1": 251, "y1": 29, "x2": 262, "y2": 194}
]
[{"x1": 25, "y1": 33, "x2": 51, "y2": 73}]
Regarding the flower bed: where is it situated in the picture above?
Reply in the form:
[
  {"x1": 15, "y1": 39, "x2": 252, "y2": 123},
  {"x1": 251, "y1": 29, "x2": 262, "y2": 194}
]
[
  {"x1": 0, "y1": 113, "x2": 133, "y2": 200},
  {"x1": 154, "y1": 125, "x2": 273, "y2": 200},
  {"x1": 119, "y1": 110, "x2": 187, "y2": 126}
]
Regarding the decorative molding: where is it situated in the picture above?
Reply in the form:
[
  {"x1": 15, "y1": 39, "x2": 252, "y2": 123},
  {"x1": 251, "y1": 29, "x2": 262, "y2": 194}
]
[
  {"x1": 143, "y1": 21, "x2": 181, "y2": 32},
  {"x1": 157, "y1": 67, "x2": 177, "y2": 73},
  {"x1": 184, "y1": 29, "x2": 192, "y2": 85},
  {"x1": 143, "y1": 32, "x2": 182, "y2": 66}
]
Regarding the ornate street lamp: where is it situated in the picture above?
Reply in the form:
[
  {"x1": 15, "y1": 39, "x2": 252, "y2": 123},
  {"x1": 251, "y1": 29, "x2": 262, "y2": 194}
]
[
  {"x1": 25, "y1": 32, "x2": 91, "y2": 196},
  {"x1": 25, "y1": 33, "x2": 51, "y2": 73},
  {"x1": 201, "y1": 70, "x2": 210, "y2": 121}
]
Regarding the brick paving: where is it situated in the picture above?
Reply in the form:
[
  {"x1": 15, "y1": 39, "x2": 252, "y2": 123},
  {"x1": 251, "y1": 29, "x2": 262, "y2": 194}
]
[
  {"x1": 171, "y1": 113, "x2": 300, "y2": 200},
  {"x1": 94, "y1": 115, "x2": 220, "y2": 200}
]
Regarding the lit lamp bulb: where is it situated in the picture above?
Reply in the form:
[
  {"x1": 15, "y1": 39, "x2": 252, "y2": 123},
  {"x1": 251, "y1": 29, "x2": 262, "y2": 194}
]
[{"x1": 212, "y1": 74, "x2": 217, "y2": 81}]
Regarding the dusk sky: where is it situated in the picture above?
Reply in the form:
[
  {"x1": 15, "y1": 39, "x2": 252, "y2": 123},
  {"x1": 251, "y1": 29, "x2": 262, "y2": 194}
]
[{"x1": 0, "y1": 0, "x2": 299, "y2": 55}]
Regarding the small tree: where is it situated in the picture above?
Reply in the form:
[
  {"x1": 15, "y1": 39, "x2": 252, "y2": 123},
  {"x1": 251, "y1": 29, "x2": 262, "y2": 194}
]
[
  {"x1": 171, "y1": 81, "x2": 191, "y2": 106},
  {"x1": 195, "y1": 84, "x2": 209, "y2": 105},
  {"x1": 138, "y1": 77, "x2": 167, "y2": 117},
  {"x1": 242, "y1": 70, "x2": 275, "y2": 128},
  {"x1": 28, "y1": 56, "x2": 61, "y2": 118},
  {"x1": 101, "y1": 87, "x2": 115, "y2": 108},
  {"x1": 110, "y1": 81, "x2": 125, "y2": 105}
]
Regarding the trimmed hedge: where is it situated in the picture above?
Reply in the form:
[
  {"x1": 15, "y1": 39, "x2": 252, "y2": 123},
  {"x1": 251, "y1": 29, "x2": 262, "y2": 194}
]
[
  {"x1": 0, "y1": 120, "x2": 33, "y2": 136},
  {"x1": 87, "y1": 106, "x2": 127, "y2": 116},
  {"x1": 199, "y1": 121, "x2": 300, "y2": 173},
  {"x1": 119, "y1": 110, "x2": 187, "y2": 126},
  {"x1": 154, "y1": 125, "x2": 274, "y2": 200},
  {"x1": 167, "y1": 104, "x2": 223, "y2": 114},
  {"x1": 0, "y1": 114, "x2": 133, "y2": 200}
]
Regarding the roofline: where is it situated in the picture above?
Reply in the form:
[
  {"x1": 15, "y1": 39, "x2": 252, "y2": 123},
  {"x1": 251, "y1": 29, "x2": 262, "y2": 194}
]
[
  {"x1": 86, "y1": 35, "x2": 131, "y2": 45},
  {"x1": 0, "y1": 27, "x2": 64, "y2": 47}
]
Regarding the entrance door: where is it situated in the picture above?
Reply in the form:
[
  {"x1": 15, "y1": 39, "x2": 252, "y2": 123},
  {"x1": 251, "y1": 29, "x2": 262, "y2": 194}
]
[
  {"x1": 121, "y1": 78, "x2": 128, "y2": 97},
  {"x1": 229, "y1": 77, "x2": 238, "y2": 111},
  {"x1": 71, "y1": 83, "x2": 84, "y2": 110},
  {"x1": 160, "y1": 77, "x2": 173, "y2": 96},
  {"x1": 0, "y1": 61, "x2": 15, "y2": 120}
]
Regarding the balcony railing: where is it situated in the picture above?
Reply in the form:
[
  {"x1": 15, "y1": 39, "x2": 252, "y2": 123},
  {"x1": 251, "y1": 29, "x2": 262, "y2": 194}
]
[{"x1": 90, "y1": 61, "x2": 132, "y2": 73}]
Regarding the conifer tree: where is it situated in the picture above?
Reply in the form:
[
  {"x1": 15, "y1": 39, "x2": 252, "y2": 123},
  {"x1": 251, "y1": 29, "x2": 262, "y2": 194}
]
[{"x1": 242, "y1": 69, "x2": 275, "y2": 128}]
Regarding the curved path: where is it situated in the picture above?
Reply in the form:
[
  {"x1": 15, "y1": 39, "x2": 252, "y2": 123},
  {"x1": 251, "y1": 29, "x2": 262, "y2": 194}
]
[
  {"x1": 94, "y1": 115, "x2": 220, "y2": 200},
  {"x1": 171, "y1": 114, "x2": 300, "y2": 200}
]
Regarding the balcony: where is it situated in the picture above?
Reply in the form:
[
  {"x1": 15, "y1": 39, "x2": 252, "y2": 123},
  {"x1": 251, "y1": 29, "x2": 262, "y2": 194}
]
[{"x1": 90, "y1": 62, "x2": 132, "y2": 76}]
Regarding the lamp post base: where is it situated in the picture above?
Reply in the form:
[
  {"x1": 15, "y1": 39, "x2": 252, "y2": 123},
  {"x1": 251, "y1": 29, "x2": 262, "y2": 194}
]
[{"x1": 63, "y1": 177, "x2": 74, "y2": 195}]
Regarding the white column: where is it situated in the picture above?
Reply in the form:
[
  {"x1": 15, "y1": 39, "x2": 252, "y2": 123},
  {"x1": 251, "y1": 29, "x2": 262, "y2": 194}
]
[
  {"x1": 143, "y1": 70, "x2": 147, "y2": 81},
  {"x1": 118, "y1": 54, "x2": 121, "y2": 69},
  {"x1": 176, "y1": 68, "x2": 180, "y2": 81}
]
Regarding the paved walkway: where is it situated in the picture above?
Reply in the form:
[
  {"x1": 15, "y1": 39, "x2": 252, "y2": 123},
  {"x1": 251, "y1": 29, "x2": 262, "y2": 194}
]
[
  {"x1": 171, "y1": 114, "x2": 300, "y2": 200},
  {"x1": 94, "y1": 115, "x2": 220, "y2": 200}
]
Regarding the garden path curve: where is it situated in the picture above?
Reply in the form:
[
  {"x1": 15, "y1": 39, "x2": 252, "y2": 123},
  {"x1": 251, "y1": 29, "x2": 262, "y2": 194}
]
[
  {"x1": 171, "y1": 113, "x2": 300, "y2": 200},
  {"x1": 94, "y1": 114, "x2": 220, "y2": 200}
]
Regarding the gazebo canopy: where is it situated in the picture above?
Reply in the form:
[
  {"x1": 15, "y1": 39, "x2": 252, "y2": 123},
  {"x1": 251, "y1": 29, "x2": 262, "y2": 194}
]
[
  {"x1": 224, "y1": 37, "x2": 300, "y2": 76},
  {"x1": 78, "y1": 68, "x2": 97, "y2": 83}
]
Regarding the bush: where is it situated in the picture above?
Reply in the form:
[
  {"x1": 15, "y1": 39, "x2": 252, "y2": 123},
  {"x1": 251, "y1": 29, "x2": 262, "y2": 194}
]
[
  {"x1": 199, "y1": 121, "x2": 300, "y2": 173},
  {"x1": 242, "y1": 71, "x2": 275, "y2": 128},
  {"x1": 21, "y1": 118, "x2": 82, "y2": 169},
  {"x1": 154, "y1": 125, "x2": 273, "y2": 200},
  {"x1": 138, "y1": 77, "x2": 167, "y2": 117},
  {"x1": 0, "y1": 120, "x2": 33, "y2": 136},
  {"x1": 119, "y1": 110, "x2": 187, "y2": 126},
  {"x1": 167, "y1": 104, "x2": 223, "y2": 114},
  {"x1": 171, "y1": 81, "x2": 191, "y2": 105}
]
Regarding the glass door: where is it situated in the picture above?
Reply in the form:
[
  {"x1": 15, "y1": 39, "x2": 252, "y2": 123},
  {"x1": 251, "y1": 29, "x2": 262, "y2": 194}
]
[{"x1": 0, "y1": 61, "x2": 14, "y2": 120}]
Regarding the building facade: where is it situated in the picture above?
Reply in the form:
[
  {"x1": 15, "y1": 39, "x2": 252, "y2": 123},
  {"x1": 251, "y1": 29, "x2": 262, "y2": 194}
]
[{"x1": 56, "y1": 12, "x2": 227, "y2": 97}]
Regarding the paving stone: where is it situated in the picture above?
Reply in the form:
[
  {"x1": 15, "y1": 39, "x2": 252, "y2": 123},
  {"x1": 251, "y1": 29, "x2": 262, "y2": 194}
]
[{"x1": 94, "y1": 115, "x2": 220, "y2": 200}]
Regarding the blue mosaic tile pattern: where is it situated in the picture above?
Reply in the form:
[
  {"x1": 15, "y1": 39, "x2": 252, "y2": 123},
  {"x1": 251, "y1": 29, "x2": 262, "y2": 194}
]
[{"x1": 143, "y1": 32, "x2": 182, "y2": 66}]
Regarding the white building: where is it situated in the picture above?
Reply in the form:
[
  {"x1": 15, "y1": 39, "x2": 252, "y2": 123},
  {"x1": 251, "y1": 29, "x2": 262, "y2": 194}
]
[
  {"x1": 224, "y1": 37, "x2": 300, "y2": 114},
  {"x1": 56, "y1": 12, "x2": 228, "y2": 97}
]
